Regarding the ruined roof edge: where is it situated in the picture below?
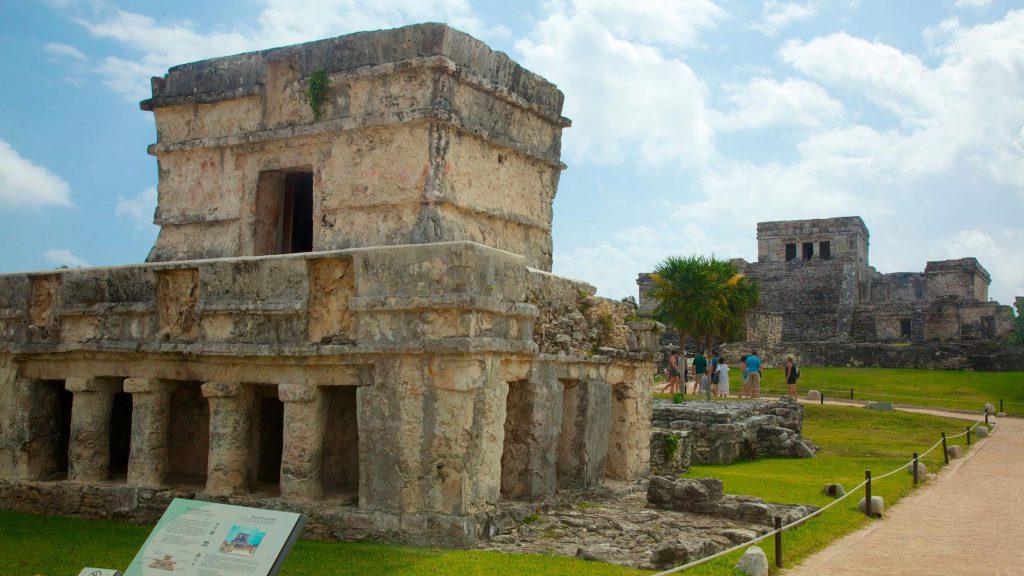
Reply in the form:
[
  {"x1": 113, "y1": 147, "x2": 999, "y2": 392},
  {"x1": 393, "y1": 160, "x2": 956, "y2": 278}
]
[{"x1": 139, "y1": 22, "x2": 565, "y2": 118}]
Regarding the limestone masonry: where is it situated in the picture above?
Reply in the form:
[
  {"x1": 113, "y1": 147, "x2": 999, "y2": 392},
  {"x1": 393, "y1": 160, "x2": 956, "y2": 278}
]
[
  {"x1": 639, "y1": 216, "x2": 1018, "y2": 368},
  {"x1": 0, "y1": 24, "x2": 662, "y2": 545}
]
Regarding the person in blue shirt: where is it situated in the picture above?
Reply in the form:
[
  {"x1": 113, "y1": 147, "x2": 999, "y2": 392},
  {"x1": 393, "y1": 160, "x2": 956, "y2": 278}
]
[{"x1": 746, "y1": 351, "x2": 762, "y2": 398}]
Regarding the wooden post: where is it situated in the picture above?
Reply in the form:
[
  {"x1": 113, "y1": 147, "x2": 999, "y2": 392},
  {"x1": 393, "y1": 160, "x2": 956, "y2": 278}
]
[
  {"x1": 864, "y1": 470, "x2": 872, "y2": 517},
  {"x1": 774, "y1": 516, "x2": 783, "y2": 568},
  {"x1": 942, "y1": 432, "x2": 949, "y2": 465},
  {"x1": 850, "y1": 388, "x2": 854, "y2": 400},
  {"x1": 912, "y1": 452, "x2": 919, "y2": 485},
  {"x1": 967, "y1": 425, "x2": 972, "y2": 446}
]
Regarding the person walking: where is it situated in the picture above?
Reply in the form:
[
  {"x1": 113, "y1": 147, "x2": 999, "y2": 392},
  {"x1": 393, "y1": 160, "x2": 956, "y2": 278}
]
[
  {"x1": 739, "y1": 354, "x2": 749, "y2": 398},
  {"x1": 716, "y1": 358, "x2": 730, "y2": 398},
  {"x1": 784, "y1": 356, "x2": 799, "y2": 398},
  {"x1": 746, "y1": 351, "x2": 762, "y2": 398},
  {"x1": 662, "y1": 349, "x2": 682, "y2": 394},
  {"x1": 693, "y1": 350, "x2": 708, "y2": 397}
]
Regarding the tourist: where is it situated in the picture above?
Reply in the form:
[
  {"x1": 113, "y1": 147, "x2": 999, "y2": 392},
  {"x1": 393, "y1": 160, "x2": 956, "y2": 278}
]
[
  {"x1": 693, "y1": 350, "x2": 708, "y2": 396},
  {"x1": 739, "y1": 354, "x2": 749, "y2": 398},
  {"x1": 662, "y1": 349, "x2": 682, "y2": 394},
  {"x1": 716, "y1": 358, "x2": 730, "y2": 397},
  {"x1": 747, "y1": 351, "x2": 762, "y2": 398},
  {"x1": 785, "y1": 356, "x2": 799, "y2": 398},
  {"x1": 709, "y1": 349, "x2": 720, "y2": 396}
]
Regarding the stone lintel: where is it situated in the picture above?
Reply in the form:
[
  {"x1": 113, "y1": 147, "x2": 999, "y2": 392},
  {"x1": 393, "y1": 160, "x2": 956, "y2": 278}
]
[
  {"x1": 278, "y1": 383, "x2": 320, "y2": 403},
  {"x1": 123, "y1": 377, "x2": 176, "y2": 394},
  {"x1": 201, "y1": 381, "x2": 243, "y2": 398},
  {"x1": 65, "y1": 376, "x2": 121, "y2": 394}
]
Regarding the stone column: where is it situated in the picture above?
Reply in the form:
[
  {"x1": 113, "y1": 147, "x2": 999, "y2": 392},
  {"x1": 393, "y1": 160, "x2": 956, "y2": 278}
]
[
  {"x1": 66, "y1": 377, "x2": 121, "y2": 482},
  {"x1": 124, "y1": 378, "x2": 174, "y2": 487},
  {"x1": 500, "y1": 363, "x2": 563, "y2": 500},
  {"x1": 278, "y1": 383, "x2": 326, "y2": 500},
  {"x1": 556, "y1": 377, "x2": 611, "y2": 489},
  {"x1": 10, "y1": 377, "x2": 61, "y2": 479},
  {"x1": 605, "y1": 367, "x2": 653, "y2": 481},
  {"x1": 201, "y1": 382, "x2": 253, "y2": 495}
]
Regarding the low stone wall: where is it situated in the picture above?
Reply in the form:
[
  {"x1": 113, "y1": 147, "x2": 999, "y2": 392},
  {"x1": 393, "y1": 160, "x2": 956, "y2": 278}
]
[
  {"x1": 0, "y1": 478, "x2": 534, "y2": 548},
  {"x1": 649, "y1": 429, "x2": 691, "y2": 476},
  {"x1": 652, "y1": 399, "x2": 815, "y2": 464},
  {"x1": 647, "y1": 476, "x2": 816, "y2": 526}
]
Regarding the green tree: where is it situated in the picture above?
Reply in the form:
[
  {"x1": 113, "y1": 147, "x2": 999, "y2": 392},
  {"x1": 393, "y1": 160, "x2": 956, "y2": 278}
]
[{"x1": 647, "y1": 255, "x2": 760, "y2": 351}]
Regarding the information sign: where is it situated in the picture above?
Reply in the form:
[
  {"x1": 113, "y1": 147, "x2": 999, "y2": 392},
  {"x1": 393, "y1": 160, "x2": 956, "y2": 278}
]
[{"x1": 124, "y1": 499, "x2": 306, "y2": 576}]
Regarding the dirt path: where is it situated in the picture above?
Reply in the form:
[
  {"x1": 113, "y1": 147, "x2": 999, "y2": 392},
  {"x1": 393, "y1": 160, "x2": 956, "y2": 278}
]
[{"x1": 785, "y1": 409, "x2": 1024, "y2": 576}]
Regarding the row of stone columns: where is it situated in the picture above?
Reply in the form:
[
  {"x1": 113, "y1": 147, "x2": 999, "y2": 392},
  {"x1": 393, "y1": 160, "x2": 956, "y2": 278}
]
[{"x1": 52, "y1": 377, "x2": 337, "y2": 501}]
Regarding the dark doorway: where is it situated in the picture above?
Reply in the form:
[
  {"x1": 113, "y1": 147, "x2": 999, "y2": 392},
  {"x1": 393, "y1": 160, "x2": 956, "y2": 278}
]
[
  {"x1": 802, "y1": 242, "x2": 814, "y2": 260},
  {"x1": 820, "y1": 241, "x2": 831, "y2": 260},
  {"x1": 253, "y1": 170, "x2": 314, "y2": 256},
  {"x1": 109, "y1": 391, "x2": 133, "y2": 480},
  {"x1": 56, "y1": 387, "x2": 72, "y2": 477},
  {"x1": 167, "y1": 383, "x2": 210, "y2": 486},
  {"x1": 900, "y1": 319, "x2": 912, "y2": 339},
  {"x1": 254, "y1": 390, "x2": 284, "y2": 489},
  {"x1": 282, "y1": 173, "x2": 314, "y2": 253},
  {"x1": 785, "y1": 243, "x2": 797, "y2": 262},
  {"x1": 322, "y1": 386, "x2": 360, "y2": 502},
  {"x1": 500, "y1": 380, "x2": 530, "y2": 500}
]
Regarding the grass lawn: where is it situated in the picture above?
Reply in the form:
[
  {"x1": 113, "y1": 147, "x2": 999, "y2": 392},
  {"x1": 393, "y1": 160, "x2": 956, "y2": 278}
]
[
  {"x1": 677, "y1": 404, "x2": 977, "y2": 575},
  {"x1": 755, "y1": 367, "x2": 1024, "y2": 414},
  {"x1": 0, "y1": 391, "x2": 988, "y2": 575}
]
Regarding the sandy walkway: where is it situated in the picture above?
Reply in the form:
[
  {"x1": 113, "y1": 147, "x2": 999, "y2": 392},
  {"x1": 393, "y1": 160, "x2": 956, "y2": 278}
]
[{"x1": 786, "y1": 410, "x2": 1024, "y2": 576}]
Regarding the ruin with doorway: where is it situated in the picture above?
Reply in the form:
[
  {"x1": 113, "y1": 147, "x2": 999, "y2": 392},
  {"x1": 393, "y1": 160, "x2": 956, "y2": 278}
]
[
  {"x1": 639, "y1": 216, "x2": 1020, "y2": 369},
  {"x1": 0, "y1": 23, "x2": 663, "y2": 546}
]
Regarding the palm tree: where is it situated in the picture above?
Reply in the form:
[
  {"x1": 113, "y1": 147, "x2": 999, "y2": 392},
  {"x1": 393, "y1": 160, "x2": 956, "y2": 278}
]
[{"x1": 647, "y1": 255, "x2": 760, "y2": 351}]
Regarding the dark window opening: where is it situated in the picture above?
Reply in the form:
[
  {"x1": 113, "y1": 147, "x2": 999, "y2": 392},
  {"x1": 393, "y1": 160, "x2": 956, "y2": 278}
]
[
  {"x1": 253, "y1": 389, "x2": 284, "y2": 490},
  {"x1": 900, "y1": 319, "x2": 912, "y2": 339},
  {"x1": 323, "y1": 386, "x2": 360, "y2": 503},
  {"x1": 282, "y1": 173, "x2": 314, "y2": 253},
  {"x1": 802, "y1": 242, "x2": 814, "y2": 261},
  {"x1": 109, "y1": 391, "x2": 133, "y2": 480},
  {"x1": 785, "y1": 243, "x2": 797, "y2": 262},
  {"x1": 57, "y1": 387, "x2": 72, "y2": 477},
  {"x1": 32, "y1": 380, "x2": 72, "y2": 479},
  {"x1": 820, "y1": 241, "x2": 831, "y2": 260}
]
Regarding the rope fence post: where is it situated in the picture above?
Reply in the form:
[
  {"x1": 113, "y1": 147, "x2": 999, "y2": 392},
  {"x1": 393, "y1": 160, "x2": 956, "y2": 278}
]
[
  {"x1": 912, "y1": 452, "x2": 919, "y2": 485},
  {"x1": 864, "y1": 470, "x2": 872, "y2": 517},
  {"x1": 774, "y1": 516, "x2": 783, "y2": 568},
  {"x1": 942, "y1": 432, "x2": 949, "y2": 465},
  {"x1": 1000, "y1": 398, "x2": 1004, "y2": 414},
  {"x1": 850, "y1": 388, "x2": 854, "y2": 400},
  {"x1": 820, "y1": 393, "x2": 824, "y2": 405},
  {"x1": 985, "y1": 411, "x2": 989, "y2": 426},
  {"x1": 967, "y1": 425, "x2": 972, "y2": 446}
]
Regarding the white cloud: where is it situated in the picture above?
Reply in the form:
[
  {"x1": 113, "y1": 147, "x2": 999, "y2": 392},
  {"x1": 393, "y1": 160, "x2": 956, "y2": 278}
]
[
  {"x1": 944, "y1": 229, "x2": 1024, "y2": 305},
  {"x1": 115, "y1": 186, "x2": 157, "y2": 231},
  {"x1": 756, "y1": 1, "x2": 817, "y2": 36},
  {"x1": 516, "y1": 0, "x2": 724, "y2": 167},
  {"x1": 43, "y1": 248, "x2": 90, "y2": 268},
  {"x1": 715, "y1": 77, "x2": 843, "y2": 131},
  {"x1": 45, "y1": 42, "x2": 87, "y2": 61},
  {"x1": 0, "y1": 138, "x2": 73, "y2": 208},
  {"x1": 76, "y1": 1, "x2": 502, "y2": 101},
  {"x1": 954, "y1": 0, "x2": 991, "y2": 9}
]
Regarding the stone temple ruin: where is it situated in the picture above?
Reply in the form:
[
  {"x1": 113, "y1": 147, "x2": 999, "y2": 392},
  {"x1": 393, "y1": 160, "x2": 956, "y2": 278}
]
[
  {"x1": 639, "y1": 216, "x2": 1020, "y2": 368},
  {"x1": 0, "y1": 24, "x2": 663, "y2": 545}
]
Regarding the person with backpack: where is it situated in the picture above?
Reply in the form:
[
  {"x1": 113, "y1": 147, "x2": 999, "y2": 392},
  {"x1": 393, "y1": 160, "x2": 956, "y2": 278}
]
[{"x1": 785, "y1": 356, "x2": 800, "y2": 398}]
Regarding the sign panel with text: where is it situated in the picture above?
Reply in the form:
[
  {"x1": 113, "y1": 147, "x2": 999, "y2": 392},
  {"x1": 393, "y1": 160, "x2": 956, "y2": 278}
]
[{"x1": 124, "y1": 499, "x2": 305, "y2": 576}]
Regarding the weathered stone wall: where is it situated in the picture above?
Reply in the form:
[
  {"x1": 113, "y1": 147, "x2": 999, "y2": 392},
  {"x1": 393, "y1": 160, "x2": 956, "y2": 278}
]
[
  {"x1": 925, "y1": 258, "x2": 990, "y2": 301},
  {"x1": 144, "y1": 23, "x2": 568, "y2": 271},
  {"x1": 741, "y1": 260, "x2": 854, "y2": 342},
  {"x1": 0, "y1": 241, "x2": 661, "y2": 545},
  {"x1": 651, "y1": 399, "x2": 814, "y2": 464},
  {"x1": 756, "y1": 217, "x2": 869, "y2": 265}
]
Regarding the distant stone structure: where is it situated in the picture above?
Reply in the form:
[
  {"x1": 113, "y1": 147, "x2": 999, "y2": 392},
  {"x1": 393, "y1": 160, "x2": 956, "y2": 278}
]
[
  {"x1": 639, "y1": 217, "x2": 1019, "y2": 368},
  {"x1": 0, "y1": 24, "x2": 662, "y2": 546}
]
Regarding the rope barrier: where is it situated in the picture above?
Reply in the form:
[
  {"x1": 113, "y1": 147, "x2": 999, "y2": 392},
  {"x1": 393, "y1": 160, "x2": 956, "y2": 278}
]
[
  {"x1": 766, "y1": 388, "x2": 1022, "y2": 407},
  {"x1": 650, "y1": 409, "x2": 994, "y2": 574}
]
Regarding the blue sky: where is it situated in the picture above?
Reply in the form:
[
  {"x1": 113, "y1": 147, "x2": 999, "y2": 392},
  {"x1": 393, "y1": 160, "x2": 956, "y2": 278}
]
[{"x1": 1, "y1": 0, "x2": 1022, "y2": 305}]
